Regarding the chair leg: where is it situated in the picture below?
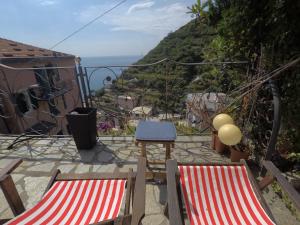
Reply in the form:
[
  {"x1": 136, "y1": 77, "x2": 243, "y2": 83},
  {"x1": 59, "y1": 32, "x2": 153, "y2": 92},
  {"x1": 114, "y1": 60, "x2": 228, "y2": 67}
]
[
  {"x1": 165, "y1": 144, "x2": 171, "y2": 160},
  {"x1": 0, "y1": 219, "x2": 12, "y2": 225},
  {"x1": 0, "y1": 174, "x2": 25, "y2": 216},
  {"x1": 164, "y1": 202, "x2": 169, "y2": 218}
]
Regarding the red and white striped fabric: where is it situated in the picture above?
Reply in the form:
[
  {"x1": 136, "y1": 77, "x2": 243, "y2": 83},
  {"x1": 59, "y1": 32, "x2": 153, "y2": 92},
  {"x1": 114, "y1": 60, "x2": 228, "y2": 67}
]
[
  {"x1": 6, "y1": 179, "x2": 126, "y2": 225},
  {"x1": 178, "y1": 165, "x2": 276, "y2": 225}
]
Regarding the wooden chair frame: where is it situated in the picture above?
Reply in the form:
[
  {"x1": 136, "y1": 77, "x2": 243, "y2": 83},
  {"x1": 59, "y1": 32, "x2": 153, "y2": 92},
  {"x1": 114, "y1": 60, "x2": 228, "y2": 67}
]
[
  {"x1": 0, "y1": 157, "x2": 146, "y2": 225},
  {"x1": 166, "y1": 159, "x2": 300, "y2": 225}
]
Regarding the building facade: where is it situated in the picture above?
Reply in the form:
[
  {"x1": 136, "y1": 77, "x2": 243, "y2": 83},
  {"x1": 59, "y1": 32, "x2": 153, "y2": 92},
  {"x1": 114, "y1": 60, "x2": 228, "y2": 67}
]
[
  {"x1": 0, "y1": 38, "x2": 81, "y2": 135},
  {"x1": 186, "y1": 92, "x2": 227, "y2": 128}
]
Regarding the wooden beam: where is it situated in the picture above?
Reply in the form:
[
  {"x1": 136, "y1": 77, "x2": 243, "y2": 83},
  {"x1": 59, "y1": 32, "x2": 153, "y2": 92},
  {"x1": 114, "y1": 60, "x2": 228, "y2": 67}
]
[
  {"x1": 131, "y1": 157, "x2": 146, "y2": 225},
  {"x1": 0, "y1": 159, "x2": 22, "y2": 180},
  {"x1": 178, "y1": 161, "x2": 243, "y2": 166},
  {"x1": 263, "y1": 161, "x2": 300, "y2": 211},
  {"x1": 0, "y1": 219, "x2": 12, "y2": 225},
  {"x1": 259, "y1": 175, "x2": 275, "y2": 190},
  {"x1": 0, "y1": 174, "x2": 25, "y2": 216},
  {"x1": 145, "y1": 171, "x2": 166, "y2": 180},
  {"x1": 43, "y1": 169, "x2": 61, "y2": 195},
  {"x1": 166, "y1": 159, "x2": 184, "y2": 225},
  {"x1": 124, "y1": 168, "x2": 133, "y2": 215},
  {"x1": 241, "y1": 160, "x2": 277, "y2": 223},
  {"x1": 56, "y1": 172, "x2": 131, "y2": 180}
]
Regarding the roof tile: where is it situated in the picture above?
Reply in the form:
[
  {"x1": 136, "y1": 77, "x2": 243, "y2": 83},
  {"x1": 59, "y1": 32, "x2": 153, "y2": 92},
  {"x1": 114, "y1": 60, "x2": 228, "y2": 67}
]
[{"x1": 0, "y1": 37, "x2": 74, "y2": 59}]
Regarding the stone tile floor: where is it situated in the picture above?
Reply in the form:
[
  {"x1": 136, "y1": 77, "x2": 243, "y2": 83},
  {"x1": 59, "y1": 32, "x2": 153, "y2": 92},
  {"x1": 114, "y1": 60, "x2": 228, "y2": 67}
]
[{"x1": 0, "y1": 135, "x2": 299, "y2": 225}]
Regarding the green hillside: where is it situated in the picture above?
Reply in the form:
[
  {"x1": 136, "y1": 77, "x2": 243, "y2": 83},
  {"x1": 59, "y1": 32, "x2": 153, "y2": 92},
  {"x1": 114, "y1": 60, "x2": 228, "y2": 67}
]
[
  {"x1": 118, "y1": 20, "x2": 219, "y2": 114},
  {"x1": 136, "y1": 20, "x2": 215, "y2": 63}
]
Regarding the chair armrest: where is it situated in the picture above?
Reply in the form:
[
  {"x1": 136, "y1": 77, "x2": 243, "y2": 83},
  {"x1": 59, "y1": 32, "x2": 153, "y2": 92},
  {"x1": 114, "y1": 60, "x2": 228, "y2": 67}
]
[
  {"x1": 263, "y1": 160, "x2": 300, "y2": 211},
  {"x1": 130, "y1": 157, "x2": 146, "y2": 225},
  {"x1": 166, "y1": 159, "x2": 184, "y2": 225},
  {"x1": 0, "y1": 159, "x2": 22, "y2": 180}
]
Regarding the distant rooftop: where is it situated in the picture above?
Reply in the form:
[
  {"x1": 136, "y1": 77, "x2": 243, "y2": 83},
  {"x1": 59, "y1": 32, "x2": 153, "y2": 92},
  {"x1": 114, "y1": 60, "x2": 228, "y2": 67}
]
[
  {"x1": 187, "y1": 92, "x2": 227, "y2": 112},
  {"x1": 0, "y1": 37, "x2": 74, "y2": 59},
  {"x1": 132, "y1": 106, "x2": 152, "y2": 115}
]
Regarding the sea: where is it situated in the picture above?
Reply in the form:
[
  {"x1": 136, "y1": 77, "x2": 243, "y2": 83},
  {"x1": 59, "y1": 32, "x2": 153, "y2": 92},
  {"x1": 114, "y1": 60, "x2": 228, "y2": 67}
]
[{"x1": 81, "y1": 56, "x2": 142, "y2": 91}]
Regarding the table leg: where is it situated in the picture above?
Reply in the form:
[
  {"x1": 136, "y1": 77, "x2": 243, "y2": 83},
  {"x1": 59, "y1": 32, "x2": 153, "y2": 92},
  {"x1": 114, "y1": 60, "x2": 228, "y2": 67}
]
[
  {"x1": 141, "y1": 142, "x2": 150, "y2": 168},
  {"x1": 141, "y1": 142, "x2": 146, "y2": 157},
  {"x1": 165, "y1": 143, "x2": 171, "y2": 161}
]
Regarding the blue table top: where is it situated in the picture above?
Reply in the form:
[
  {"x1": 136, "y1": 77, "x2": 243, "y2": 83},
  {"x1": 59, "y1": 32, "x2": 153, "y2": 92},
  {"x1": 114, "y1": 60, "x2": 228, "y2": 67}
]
[{"x1": 135, "y1": 120, "x2": 177, "y2": 141}]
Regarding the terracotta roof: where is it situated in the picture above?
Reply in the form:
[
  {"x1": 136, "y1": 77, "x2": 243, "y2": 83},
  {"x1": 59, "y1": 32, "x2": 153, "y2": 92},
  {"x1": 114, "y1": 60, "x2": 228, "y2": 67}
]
[{"x1": 0, "y1": 37, "x2": 74, "y2": 59}]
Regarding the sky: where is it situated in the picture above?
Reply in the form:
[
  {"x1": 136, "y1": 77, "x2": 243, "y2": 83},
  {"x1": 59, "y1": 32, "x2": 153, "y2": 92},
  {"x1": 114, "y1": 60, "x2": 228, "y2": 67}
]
[{"x1": 0, "y1": 0, "x2": 195, "y2": 57}]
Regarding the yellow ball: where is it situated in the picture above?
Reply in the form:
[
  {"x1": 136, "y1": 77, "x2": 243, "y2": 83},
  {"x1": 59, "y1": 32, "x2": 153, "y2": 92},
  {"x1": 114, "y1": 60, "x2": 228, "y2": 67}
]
[
  {"x1": 212, "y1": 114, "x2": 234, "y2": 130},
  {"x1": 218, "y1": 124, "x2": 242, "y2": 146}
]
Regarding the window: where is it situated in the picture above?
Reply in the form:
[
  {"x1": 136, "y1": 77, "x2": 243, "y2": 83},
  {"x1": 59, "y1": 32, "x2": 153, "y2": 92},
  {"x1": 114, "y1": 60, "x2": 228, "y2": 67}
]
[
  {"x1": 34, "y1": 68, "x2": 50, "y2": 98},
  {"x1": 48, "y1": 99, "x2": 60, "y2": 116},
  {"x1": 34, "y1": 64, "x2": 60, "y2": 97},
  {"x1": 62, "y1": 95, "x2": 67, "y2": 109},
  {"x1": 15, "y1": 90, "x2": 32, "y2": 115},
  {"x1": 28, "y1": 88, "x2": 39, "y2": 109}
]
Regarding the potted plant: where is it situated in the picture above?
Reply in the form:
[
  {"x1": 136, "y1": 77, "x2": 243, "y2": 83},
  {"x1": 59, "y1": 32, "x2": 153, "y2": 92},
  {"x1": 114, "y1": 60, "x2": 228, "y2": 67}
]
[
  {"x1": 217, "y1": 123, "x2": 251, "y2": 162},
  {"x1": 212, "y1": 114, "x2": 234, "y2": 153},
  {"x1": 66, "y1": 107, "x2": 97, "y2": 150},
  {"x1": 212, "y1": 130, "x2": 227, "y2": 153},
  {"x1": 229, "y1": 142, "x2": 250, "y2": 162}
]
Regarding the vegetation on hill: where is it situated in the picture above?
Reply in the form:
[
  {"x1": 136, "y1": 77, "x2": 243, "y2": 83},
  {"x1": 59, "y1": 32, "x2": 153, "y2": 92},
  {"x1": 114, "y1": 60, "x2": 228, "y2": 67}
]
[
  {"x1": 112, "y1": 0, "x2": 300, "y2": 164},
  {"x1": 118, "y1": 20, "x2": 224, "y2": 114}
]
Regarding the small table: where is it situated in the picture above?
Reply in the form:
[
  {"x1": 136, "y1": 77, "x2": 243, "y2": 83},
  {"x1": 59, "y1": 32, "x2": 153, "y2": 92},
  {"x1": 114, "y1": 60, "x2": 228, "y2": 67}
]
[{"x1": 135, "y1": 121, "x2": 177, "y2": 167}]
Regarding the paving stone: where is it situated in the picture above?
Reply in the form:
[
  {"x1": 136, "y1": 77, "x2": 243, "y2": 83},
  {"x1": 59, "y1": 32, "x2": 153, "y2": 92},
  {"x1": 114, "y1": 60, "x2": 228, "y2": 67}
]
[
  {"x1": 143, "y1": 214, "x2": 168, "y2": 225},
  {"x1": 34, "y1": 140, "x2": 52, "y2": 146},
  {"x1": 24, "y1": 176, "x2": 50, "y2": 208},
  {"x1": 0, "y1": 190, "x2": 11, "y2": 217},
  {"x1": 13, "y1": 161, "x2": 34, "y2": 173},
  {"x1": 74, "y1": 164, "x2": 91, "y2": 173},
  {"x1": 145, "y1": 185, "x2": 164, "y2": 214},
  {"x1": 118, "y1": 164, "x2": 137, "y2": 172},
  {"x1": 11, "y1": 174, "x2": 25, "y2": 183},
  {"x1": 0, "y1": 159, "x2": 14, "y2": 169},
  {"x1": 26, "y1": 162, "x2": 56, "y2": 172},
  {"x1": 16, "y1": 184, "x2": 24, "y2": 196},
  {"x1": 95, "y1": 164, "x2": 116, "y2": 173},
  {"x1": 262, "y1": 187, "x2": 300, "y2": 225},
  {"x1": 96, "y1": 150, "x2": 115, "y2": 163},
  {"x1": 78, "y1": 150, "x2": 96, "y2": 163},
  {"x1": 51, "y1": 141, "x2": 66, "y2": 147},
  {"x1": 1, "y1": 136, "x2": 300, "y2": 225},
  {"x1": 58, "y1": 164, "x2": 76, "y2": 173},
  {"x1": 0, "y1": 208, "x2": 13, "y2": 220},
  {"x1": 92, "y1": 164, "x2": 103, "y2": 172},
  {"x1": 14, "y1": 145, "x2": 29, "y2": 152}
]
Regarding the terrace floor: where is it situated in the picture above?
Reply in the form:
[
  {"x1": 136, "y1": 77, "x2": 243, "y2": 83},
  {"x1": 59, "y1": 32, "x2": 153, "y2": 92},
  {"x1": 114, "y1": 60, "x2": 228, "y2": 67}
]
[{"x1": 0, "y1": 135, "x2": 299, "y2": 225}]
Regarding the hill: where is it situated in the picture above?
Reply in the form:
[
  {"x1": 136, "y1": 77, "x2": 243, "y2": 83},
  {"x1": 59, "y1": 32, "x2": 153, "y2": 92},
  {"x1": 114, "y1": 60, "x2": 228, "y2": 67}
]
[{"x1": 117, "y1": 19, "x2": 217, "y2": 113}]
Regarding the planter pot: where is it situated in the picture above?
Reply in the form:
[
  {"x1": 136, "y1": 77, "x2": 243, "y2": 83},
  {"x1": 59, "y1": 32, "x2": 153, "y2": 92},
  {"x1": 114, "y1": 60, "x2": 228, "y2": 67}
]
[
  {"x1": 230, "y1": 146, "x2": 249, "y2": 162},
  {"x1": 66, "y1": 107, "x2": 97, "y2": 150},
  {"x1": 212, "y1": 131, "x2": 226, "y2": 153}
]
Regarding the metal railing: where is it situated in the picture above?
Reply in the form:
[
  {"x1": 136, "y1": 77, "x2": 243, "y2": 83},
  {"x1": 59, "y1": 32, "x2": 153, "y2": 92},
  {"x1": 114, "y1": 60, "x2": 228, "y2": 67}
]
[{"x1": 0, "y1": 56, "x2": 283, "y2": 162}]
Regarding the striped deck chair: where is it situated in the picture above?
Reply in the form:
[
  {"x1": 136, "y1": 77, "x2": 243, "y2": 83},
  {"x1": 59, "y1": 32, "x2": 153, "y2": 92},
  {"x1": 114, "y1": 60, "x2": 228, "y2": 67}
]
[
  {"x1": 0, "y1": 157, "x2": 146, "y2": 225},
  {"x1": 166, "y1": 160, "x2": 300, "y2": 225}
]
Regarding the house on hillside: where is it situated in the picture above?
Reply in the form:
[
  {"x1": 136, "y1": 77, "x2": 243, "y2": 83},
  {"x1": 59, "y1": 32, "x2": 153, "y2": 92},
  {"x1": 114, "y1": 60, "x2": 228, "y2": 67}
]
[
  {"x1": 117, "y1": 95, "x2": 136, "y2": 111},
  {"x1": 186, "y1": 92, "x2": 227, "y2": 128},
  {"x1": 131, "y1": 106, "x2": 152, "y2": 120},
  {"x1": 0, "y1": 38, "x2": 81, "y2": 135}
]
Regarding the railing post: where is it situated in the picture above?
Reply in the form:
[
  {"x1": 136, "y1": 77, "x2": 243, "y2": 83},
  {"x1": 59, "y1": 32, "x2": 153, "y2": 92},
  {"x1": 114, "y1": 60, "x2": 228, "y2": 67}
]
[
  {"x1": 74, "y1": 67, "x2": 83, "y2": 107},
  {"x1": 84, "y1": 67, "x2": 93, "y2": 107},
  {"x1": 265, "y1": 79, "x2": 281, "y2": 160},
  {"x1": 76, "y1": 58, "x2": 89, "y2": 108},
  {"x1": 165, "y1": 60, "x2": 169, "y2": 120}
]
